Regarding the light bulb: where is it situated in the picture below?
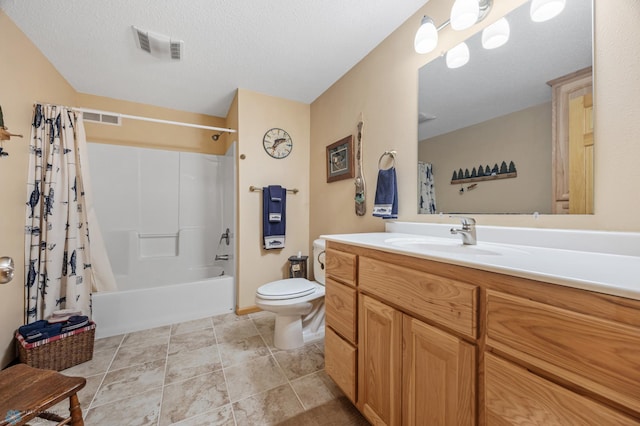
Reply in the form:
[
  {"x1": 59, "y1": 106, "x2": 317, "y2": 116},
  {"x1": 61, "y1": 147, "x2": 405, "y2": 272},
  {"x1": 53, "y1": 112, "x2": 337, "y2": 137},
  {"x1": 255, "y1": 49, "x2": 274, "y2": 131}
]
[
  {"x1": 482, "y1": 17, "x2": 510, "y2": 49},
  {"x1": 530, "y1": 0, "x2": 566, "y2": 22},
  {"x1": 450, "y1": 0, "x2": 480, "y2": 31},
  {"x1": 414, "y1": 16, "x2": 438, "y2": 54},
  {"x1": 446, "y1": 42, "x2": 470, "y2": 69}
]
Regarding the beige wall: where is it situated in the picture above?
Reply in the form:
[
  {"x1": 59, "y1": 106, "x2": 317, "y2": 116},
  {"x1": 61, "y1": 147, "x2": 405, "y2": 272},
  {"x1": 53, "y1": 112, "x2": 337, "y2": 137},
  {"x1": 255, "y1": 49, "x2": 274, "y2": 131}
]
[
  {"x1": 236, "y1": 89, "x2": 310, "y2": 311},
  {"x1": 0, "y1": 11, "x2": 77, "y2": 367},
  {"x1": 419, "y1": 103, "x2": 552, "y2": 214},
  {"x1": 78, "y1": 93, "x2": 229, "y2": 154},
  {"x1": 310, "y1": 0, "x2": 640, "y2": 236}
]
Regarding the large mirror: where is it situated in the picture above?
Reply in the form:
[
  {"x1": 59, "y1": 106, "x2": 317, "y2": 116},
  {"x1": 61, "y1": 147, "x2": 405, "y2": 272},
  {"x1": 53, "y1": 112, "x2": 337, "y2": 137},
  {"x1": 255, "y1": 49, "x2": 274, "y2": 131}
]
[{"x1": 418, "y1": 0, "x2": 593, "y2": 214}]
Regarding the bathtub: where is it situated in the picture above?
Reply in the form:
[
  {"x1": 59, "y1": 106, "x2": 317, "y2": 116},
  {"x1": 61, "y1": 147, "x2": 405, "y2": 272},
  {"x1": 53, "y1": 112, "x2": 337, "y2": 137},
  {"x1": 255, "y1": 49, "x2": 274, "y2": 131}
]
[{"x1": 92, "y1": 268, "x2": 235, "y2": 338}]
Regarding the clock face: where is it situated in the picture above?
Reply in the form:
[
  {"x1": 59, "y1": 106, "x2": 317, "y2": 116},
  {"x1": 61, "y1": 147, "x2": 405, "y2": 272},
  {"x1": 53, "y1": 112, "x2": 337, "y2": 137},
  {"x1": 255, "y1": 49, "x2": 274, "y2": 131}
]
[{"x1": 263, "y1": 128, "x2": 293, "y2": 159}]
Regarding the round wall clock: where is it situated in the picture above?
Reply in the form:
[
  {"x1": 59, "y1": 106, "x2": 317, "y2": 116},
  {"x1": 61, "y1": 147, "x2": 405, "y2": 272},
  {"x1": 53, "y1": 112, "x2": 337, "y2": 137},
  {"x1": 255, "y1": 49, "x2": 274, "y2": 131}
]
[{"x1": 263, "y1": 128, "x2": 293, "y2": 159}]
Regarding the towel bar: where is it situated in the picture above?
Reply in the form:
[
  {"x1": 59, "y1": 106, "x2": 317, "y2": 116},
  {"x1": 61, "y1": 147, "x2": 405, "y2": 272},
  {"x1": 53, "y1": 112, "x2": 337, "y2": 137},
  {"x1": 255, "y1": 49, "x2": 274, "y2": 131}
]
[
  {"x1": 249, "y1": 186, "x2": 299, "y2": 194},
  {"x1": 378, "y1": 151, "x2": 396, "y2": 169}
]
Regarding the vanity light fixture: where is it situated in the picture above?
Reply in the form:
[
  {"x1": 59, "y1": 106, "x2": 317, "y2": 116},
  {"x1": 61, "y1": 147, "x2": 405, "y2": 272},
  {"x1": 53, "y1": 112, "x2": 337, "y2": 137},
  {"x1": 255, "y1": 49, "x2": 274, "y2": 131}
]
[
  {"x1": 413, "y1": 0, "x2": 493, "y2": 54},
  {"x1": 481, "y1": 17, "x2": 510, "y2": 49},
  {"x1": 450, "y1": 0, "x2": 480, "y2": 31},
  {"x1": 530, "y1": 0, "x2": 566, "y2": 22},
  {"x1": 414, "y1": 16, "x2": 439, "y2": 54},
  {"x1": 446, "y1": 42, "x2": 470, "y2": 69}
]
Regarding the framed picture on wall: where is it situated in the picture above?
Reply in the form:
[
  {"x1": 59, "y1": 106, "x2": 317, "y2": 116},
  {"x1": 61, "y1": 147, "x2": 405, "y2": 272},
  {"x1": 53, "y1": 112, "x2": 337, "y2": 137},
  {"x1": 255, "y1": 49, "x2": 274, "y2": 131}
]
[{"x1": 326, "y1": 135, "x2": 354, "y2": 183}]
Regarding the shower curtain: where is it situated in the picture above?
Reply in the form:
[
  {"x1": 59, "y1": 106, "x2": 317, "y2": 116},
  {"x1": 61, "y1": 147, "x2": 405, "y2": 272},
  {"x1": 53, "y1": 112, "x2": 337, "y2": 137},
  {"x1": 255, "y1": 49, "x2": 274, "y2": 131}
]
[
  {"x1": 24, "y1": 104, "x2": 116, "y2": 322},
  {"x1": 418, "y1": 161, "x2": 437, "y2": 214}
]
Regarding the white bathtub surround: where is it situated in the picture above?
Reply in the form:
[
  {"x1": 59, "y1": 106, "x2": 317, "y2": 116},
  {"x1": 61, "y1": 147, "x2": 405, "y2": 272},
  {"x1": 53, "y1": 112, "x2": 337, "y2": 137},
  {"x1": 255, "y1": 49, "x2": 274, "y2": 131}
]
[
  {"x1": 92, "y1": 274, "x2": 234, "y2": 338},
  {"x1": 88, "y1": 143, "x2": 237, "y2": 337},
  {"x1": 320, "y1": 222, "x2": 640, "y2": 301}
]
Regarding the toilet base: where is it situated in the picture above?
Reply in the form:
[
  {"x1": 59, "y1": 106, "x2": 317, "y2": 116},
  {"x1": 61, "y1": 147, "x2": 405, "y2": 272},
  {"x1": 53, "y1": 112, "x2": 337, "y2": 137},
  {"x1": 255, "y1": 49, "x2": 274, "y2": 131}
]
[
  {"x1": 302, "y1": 327, "x2": 325, "y2": 346},
  {"x1": 271, "y1": 299, "x2": 325, "y2": 350},
  {"x1": 274, "y1": 314, "x2": 304, "y2": 350}
]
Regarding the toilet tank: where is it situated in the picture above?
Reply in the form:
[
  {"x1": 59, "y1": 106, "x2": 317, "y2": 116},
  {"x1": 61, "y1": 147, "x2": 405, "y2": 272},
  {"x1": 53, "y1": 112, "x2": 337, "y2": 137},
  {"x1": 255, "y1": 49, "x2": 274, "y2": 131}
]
[{"x1": 313, "y1": 239, "x2": 326, "y2": 285}]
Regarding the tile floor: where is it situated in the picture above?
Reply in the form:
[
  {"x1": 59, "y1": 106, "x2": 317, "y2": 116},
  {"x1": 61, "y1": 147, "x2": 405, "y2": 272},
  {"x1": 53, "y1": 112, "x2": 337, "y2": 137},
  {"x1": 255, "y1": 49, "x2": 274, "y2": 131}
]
[{"x1": 43, "y1": 311, "x2": 369, "y2": 425}]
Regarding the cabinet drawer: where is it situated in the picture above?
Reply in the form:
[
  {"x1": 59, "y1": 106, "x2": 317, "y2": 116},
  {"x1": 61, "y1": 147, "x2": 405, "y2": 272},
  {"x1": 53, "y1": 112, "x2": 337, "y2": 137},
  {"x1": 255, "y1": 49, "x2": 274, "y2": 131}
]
[
  {"x1": 326, "y1": 278, "x2": 357, "y2": 343},
  {"x1": 486, "y1": 290, "x2": 640, "y2": 415},
  {"x1": 325, "y1": 326, "x2": 357, "y2": 404},
  {"x1": 485, "y1": 353, "x2": 635, "y2": 425},
  {"x1": 359, "y1": 257, "x2": 478, "y2": 339},
  {"x1": 326, "y1": 249, "x2": 357, "y2": 287}
]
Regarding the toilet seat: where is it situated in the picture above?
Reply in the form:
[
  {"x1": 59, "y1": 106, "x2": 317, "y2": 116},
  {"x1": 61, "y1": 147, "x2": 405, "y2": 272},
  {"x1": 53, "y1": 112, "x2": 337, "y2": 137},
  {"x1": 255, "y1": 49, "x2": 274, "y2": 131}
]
[{"x1": 256, "y1": 278, "x2": 316, "y2": 300}]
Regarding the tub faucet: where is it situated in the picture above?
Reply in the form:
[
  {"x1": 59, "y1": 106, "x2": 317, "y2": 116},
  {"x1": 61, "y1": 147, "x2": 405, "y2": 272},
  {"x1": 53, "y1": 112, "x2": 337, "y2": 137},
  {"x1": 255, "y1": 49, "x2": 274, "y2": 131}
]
[{"x1": 450, "y1": 216, "x2": 477, "y2": 245}]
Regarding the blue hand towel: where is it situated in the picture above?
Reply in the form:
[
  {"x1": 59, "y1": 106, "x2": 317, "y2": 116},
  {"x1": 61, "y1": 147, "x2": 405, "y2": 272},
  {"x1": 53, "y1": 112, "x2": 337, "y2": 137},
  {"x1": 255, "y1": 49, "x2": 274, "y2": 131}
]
[
  {"x1": 267, "y1": 186, "x2": 283, "y2": 222},
  {"x1": 372, "y1": 167, "x2": 398, "y2": 219},
  {"x1": 263, "y1": 185, "x2": 286, "y2": 249}
]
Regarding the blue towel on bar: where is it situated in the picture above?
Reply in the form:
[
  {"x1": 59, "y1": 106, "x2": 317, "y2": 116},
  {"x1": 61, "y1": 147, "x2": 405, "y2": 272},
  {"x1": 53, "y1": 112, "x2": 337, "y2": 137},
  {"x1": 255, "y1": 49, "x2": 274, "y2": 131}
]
[
  {"x1": 267, "y1": 186, "x2": 283, "y2": 222},
  {"x1": 372, "y1": 167, "x2": 398, "y2": 219},
  {"x1": 263, "y1": 185, "x2": 286, "y2": 249}
]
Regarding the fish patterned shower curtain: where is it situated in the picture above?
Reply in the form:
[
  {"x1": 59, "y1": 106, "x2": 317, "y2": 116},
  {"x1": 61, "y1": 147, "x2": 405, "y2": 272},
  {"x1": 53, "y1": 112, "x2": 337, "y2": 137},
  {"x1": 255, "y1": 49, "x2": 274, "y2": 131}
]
[
  {"x1": 418, "y1": 161, "x2": 437, "y2": 214},
  {"x1": 24, "y1": 104, "x2": 94, "y2": 322}
]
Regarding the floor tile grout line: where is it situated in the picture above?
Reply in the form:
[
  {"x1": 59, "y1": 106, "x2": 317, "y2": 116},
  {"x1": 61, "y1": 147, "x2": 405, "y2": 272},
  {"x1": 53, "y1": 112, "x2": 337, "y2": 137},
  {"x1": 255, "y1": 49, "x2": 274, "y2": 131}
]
[
  {"x1": 156, "y1": 324, "x2": 174, "y2": 426},
  {"x1": 251, "y1": 315, "x2": 328, "y2": 412},
  {"x1": 85, "y1": 333, "x2": 125, "y2": 414},
  {"x1": 212, "y1": 316, "x2": 239, "y2": 426},
  {"x1": 262, "y1": 336, "x2": 308, "y2": 412}
]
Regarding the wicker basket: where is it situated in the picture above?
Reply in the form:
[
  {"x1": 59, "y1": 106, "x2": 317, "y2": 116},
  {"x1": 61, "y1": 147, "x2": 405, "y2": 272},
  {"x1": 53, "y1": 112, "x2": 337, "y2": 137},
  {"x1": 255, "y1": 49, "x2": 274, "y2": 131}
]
[{"x1": 16, "y1": 322, "x2": 96, "y2": 371}]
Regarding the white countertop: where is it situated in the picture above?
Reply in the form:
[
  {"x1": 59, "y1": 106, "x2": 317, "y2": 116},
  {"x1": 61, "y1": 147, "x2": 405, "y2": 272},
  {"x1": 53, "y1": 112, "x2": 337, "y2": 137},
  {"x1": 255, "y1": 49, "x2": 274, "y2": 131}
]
[{"x1": 321, "y1": 231, "x2": 640, "y2": 301}]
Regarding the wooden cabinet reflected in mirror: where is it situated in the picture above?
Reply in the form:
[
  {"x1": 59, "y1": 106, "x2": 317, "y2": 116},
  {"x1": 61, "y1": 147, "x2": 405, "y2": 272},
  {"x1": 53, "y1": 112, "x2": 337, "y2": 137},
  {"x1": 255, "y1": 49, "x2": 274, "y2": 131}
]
[{"x1": 549, "y1": 67, "x2": 593, "y2": 214}]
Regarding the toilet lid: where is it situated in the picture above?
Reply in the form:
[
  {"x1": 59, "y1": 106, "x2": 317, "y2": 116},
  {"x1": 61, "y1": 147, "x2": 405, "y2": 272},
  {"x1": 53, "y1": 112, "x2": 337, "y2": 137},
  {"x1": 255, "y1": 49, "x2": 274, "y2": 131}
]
[{"x1": 257, "y1": 278, "x2": 316, "y2": 300}]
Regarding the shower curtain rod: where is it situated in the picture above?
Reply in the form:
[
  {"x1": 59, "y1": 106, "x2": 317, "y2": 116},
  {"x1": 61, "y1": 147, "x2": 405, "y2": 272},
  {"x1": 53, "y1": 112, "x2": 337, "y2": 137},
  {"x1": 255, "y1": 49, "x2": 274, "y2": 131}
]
[{"x1": 74, "y1": 107, "x2": 237, "y2": 133}]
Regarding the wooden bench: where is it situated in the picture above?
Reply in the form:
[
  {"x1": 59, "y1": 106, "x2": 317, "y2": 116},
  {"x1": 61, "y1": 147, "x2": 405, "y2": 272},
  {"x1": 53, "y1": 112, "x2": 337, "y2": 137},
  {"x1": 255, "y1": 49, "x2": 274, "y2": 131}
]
[{"x1": 0, "y1": 363, "x2": 86, "y2": 426}]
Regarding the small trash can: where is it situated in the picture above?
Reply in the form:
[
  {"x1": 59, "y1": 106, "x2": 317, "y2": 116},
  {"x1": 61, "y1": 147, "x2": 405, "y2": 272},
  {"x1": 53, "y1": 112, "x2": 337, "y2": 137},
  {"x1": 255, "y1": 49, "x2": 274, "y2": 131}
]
[{"x1": 288, "y1": 254, "x2": 308, "y2": 279}]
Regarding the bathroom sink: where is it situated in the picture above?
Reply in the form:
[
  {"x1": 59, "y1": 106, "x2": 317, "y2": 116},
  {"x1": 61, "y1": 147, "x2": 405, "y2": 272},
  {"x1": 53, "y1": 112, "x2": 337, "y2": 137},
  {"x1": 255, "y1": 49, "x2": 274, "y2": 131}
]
[{"x1": 384, "y1": 237, "x2": 527, "y2": 256}]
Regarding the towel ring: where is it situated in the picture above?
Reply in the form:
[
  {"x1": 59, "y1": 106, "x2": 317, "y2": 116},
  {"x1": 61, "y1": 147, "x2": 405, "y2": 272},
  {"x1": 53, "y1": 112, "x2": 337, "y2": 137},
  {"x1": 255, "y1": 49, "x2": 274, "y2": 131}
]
[{"x1": 378, "y1": 151, "x2": 396, "y2": 170}]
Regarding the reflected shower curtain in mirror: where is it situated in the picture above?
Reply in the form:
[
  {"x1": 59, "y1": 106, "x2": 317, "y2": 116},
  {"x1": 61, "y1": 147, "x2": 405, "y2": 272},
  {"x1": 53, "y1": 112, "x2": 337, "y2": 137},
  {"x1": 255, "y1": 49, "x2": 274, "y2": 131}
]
[
  {"x1": 418, "y1": 161, "x2": 437, "y2": 214},
  {"x1": 24, "y1": 104, "x2": 116, "y2": 322}
]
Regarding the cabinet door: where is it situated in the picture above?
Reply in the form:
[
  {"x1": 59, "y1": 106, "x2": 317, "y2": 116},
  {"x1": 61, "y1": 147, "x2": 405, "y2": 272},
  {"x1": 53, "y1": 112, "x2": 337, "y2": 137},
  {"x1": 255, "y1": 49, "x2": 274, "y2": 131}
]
[
  {"x1": 359, "y1": 294, "x2": 403, "y2": 426},
  {"x1": 403, "y1": 316, "x2": 476, "y2": 426}
]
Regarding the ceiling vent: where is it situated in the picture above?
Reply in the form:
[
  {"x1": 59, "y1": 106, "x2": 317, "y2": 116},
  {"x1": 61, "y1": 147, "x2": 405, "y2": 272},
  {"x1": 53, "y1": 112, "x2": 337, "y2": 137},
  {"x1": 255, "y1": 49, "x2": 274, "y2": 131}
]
[
  {"x1": 83, "y1": 111, "x2": 121, "y2": 126},
  {"x1": 132, "y1": 26, "x2": 183, "y2": 60}
]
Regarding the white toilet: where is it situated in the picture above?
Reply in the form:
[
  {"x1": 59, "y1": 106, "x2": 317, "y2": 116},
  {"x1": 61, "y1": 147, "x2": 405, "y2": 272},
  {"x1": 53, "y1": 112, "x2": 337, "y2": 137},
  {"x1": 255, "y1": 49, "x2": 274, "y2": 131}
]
[{"x1": 255, "y1": 239, "x2": 326, "y2": 350}]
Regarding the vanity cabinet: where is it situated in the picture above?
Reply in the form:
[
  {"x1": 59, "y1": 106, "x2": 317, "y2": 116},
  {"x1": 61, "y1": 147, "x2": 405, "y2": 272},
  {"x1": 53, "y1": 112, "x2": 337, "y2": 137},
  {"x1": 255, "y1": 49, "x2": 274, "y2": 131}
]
[
  {"x1": 326, "y1": 242, "x2": 477, "y2": 425},
  {"x1": 324, "y1": 248, "x2": 358, "y2": 403},
  {"x1": 324, "y1": 240, "x2": 640, "y2": 425}
]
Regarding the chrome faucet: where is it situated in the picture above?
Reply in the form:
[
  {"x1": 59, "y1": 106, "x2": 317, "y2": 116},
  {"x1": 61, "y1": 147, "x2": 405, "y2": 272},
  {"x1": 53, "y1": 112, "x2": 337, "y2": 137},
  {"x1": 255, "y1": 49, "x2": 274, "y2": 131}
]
[
  {"x1": 219, "y1": 228, "x2": 230, "y2": 246},
  {"x1": 450, "y1": 216, "x2": 477, "y2": 245}
]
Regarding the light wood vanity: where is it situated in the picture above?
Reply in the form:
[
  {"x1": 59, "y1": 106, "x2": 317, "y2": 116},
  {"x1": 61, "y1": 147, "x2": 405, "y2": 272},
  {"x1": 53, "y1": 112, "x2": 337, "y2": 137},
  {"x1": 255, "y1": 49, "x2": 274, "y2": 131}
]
[{"x1": 324, "y1": 240, "x2": 640, "y2": 425}]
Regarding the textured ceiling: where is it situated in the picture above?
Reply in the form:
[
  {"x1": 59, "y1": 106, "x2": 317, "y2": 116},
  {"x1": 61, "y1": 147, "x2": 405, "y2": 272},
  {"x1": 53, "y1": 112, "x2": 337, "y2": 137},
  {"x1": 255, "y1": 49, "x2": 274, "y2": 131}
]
[
  {"x1": 418, "y1": 0, "x2": 593, "y2": 140},
  {"x1": 1, "y1": 0, "x2": 428, "y2": 117}
]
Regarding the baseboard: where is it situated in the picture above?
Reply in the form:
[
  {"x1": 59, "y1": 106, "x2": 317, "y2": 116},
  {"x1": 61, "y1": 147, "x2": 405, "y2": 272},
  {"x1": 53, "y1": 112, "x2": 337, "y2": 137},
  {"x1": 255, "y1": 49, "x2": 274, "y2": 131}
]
[{"x1": 236, "y1": 305, "x2": 262, "y2": 316}]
